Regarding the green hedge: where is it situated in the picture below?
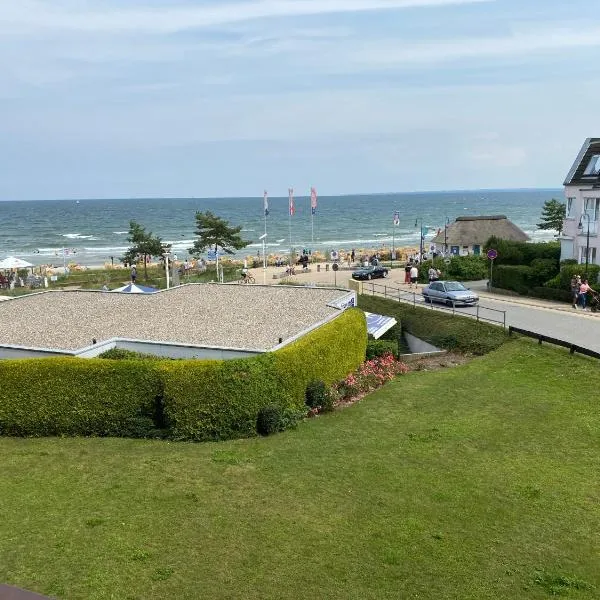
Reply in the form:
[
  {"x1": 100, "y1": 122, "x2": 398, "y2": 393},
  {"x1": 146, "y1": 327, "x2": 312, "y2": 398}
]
[
  {"x1": 418, "y1": 256, "x2": 488, "y2": 282},
  {"x1": 158, "y1": 308, "x2": 367, "y2": 441},
  {"x1": 358, "y1": 295, "x2": 508, "y2": 355},
  {"x1": 484, "y1": 237, "x2": 561, "y2": 265},
  {"x1": 492, "y1": 265, "x2": 535, "y2": 295},
  {"x1": 0, "y1": 309, "x2": 366, "y2": 442},
  {"x1": 0, "y1": 358, "x2": 162, "y2": 437}
]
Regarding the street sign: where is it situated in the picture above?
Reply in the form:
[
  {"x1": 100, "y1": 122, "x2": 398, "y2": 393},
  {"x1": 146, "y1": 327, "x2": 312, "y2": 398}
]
[
  {"x1": 332, "y1": 263, "x2": 339, "y2": 271},
  {"x1": 487, "y1": 249, "x2": 498, "y2": 260}
]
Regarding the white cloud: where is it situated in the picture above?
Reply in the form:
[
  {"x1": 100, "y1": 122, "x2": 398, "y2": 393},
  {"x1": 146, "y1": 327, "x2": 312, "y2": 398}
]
[{"x1": 1, "y1": 0, "x2": 493, "y2": 34}]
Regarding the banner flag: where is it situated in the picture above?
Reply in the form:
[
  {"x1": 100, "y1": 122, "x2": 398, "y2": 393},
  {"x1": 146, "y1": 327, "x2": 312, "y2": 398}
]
[
  {"x1": 310, "y1": 187, "x2": 317, "y2": 215},
  {"x1": 263, "y1": 190, "x2": 269, "y2": 217},
  {"x1": 289, "y1": 188, "x2": 295, "y2": 216},
  {"x1": 393, "y1": 211, "x2": 400, "y2": 226}
]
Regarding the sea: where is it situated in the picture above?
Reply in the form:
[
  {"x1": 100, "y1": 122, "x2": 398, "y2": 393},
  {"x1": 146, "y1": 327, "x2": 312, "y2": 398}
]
[{"x1": 0, "y1": 189, "x2": 562, "y2": 266}]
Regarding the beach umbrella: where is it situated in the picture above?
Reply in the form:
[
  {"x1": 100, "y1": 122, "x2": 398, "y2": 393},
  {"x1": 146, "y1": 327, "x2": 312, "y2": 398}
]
[
  {"x1": 111, "y1": 283, "x2": 158, "y2": 294},
  {"x1": 0, "y1": 256, "x2": 34, "y2": 270}
]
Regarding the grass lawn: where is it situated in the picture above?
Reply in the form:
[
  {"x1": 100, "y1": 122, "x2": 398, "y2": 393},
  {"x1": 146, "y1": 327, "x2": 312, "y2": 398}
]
[{"x1": 1, "y1": 339, "x2": 599, "y2": 599}]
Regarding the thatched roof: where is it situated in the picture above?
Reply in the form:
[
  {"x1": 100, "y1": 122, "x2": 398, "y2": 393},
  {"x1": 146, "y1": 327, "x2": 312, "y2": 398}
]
[{"x1": 431, "y1": 215, "x2": 530, "y2": 246}]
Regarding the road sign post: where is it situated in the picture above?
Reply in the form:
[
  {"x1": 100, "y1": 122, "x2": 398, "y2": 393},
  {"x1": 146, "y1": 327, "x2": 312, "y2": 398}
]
[{"x1": 487, "y1": 249, "x2": 498, "y2": 290}]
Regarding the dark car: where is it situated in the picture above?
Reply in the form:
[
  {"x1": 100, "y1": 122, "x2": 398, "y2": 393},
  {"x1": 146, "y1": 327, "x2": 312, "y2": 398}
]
[
  {"x1": 351, "y1": 265, "x2": 389, "y2": 280},
  {"x1": 422, "y1": 280, "x2": 479, "y2": 306}
]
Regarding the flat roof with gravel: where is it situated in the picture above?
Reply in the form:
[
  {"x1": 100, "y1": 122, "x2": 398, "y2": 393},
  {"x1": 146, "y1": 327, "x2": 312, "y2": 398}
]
[{"x1": 0, "y1": 284, "x2": 351, "y2": 352}]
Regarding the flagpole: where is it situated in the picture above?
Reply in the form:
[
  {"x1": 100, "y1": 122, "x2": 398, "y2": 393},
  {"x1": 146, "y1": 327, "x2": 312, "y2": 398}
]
[{"x1": 288, "y1": 188, "x2": 293, "y2": 269}]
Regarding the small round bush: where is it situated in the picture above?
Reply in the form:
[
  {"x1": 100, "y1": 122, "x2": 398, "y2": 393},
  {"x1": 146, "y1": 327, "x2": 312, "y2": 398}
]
[
  {"x1": 305, "y1": 380, "x2": 334, "y2": 412},
  {"x1": 256, "y1": 404, "x2": 283, "y2": 436}
]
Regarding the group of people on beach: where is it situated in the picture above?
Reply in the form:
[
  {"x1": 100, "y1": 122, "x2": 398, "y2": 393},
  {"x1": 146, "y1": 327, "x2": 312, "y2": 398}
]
[{"x1": 570, "y1": 274, "x2": 597, "y2": 311}]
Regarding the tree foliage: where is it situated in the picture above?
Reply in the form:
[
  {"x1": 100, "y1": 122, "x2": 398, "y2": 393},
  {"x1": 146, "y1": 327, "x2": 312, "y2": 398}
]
[
  {"x1": 188, "y1": 211, "x2": 250, "y2": 257},
  {"x1": 122, "y1": 220, "x2": 169, "y2": 280},
  {"x1": 537, "y1": 199, "x2": 566, "y2": 234}
]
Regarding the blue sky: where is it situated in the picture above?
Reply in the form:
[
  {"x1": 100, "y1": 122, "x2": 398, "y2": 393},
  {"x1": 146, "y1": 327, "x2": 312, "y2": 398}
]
[{"x1": 1, "y1": 0, "x2": 599, "y2": 200}]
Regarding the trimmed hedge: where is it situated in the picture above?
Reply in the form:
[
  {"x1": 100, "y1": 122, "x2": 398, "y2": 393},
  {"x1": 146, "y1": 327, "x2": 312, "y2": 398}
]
[
  {"x1": 0, "y1": 358, "x2": 162, "y2": 437},
  {"x1": 418, "y1": 256, "x2": 488, "y2": 282},
  {"x1": 159, "y1": 308, "x2": 366, "y2": 441},
  {"x1": 358, "y1": 295, "x2": 508, "y2": 355},
  {"x1": 484, "y1": 237, "x2": 561, "y2": 265},
  {"x1": 0, "y1": 309, "x2": 366, "y2": 442}
]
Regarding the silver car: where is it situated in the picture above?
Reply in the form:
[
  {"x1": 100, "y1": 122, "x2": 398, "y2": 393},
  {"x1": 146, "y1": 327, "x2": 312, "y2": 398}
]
[{"x1": 422, "y1": 280, "x2": 479, "y2": 306}]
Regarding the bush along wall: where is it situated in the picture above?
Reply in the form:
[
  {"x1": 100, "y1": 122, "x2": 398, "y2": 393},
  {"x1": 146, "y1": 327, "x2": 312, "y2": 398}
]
[
  {"x1": 358, "y1": 294, "x2": 508, "y2": 355},
  {"x1": 0, "y1": 358, "x2": 163, "y2": 437},
  {"x1": 0, "y1": 309, "x2": 366, "y2": 442},
  {"x1": 158, "y1": 307, "x2": 367, "y2": 441}
]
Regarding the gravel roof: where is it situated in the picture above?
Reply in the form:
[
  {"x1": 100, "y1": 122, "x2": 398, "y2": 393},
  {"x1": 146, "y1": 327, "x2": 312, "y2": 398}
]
[{"x1": 0, "y1": 284, "x2": 349, "y2": 352}]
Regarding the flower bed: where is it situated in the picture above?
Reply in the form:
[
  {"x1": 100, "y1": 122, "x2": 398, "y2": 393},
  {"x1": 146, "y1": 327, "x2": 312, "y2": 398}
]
[{"x1": 333, "y1": 352, "x2": 409, "y2": 404}]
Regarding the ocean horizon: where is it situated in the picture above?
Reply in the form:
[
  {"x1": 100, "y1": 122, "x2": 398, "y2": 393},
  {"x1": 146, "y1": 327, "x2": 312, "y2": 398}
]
[{"x1": 0, "y1": 188, "x2": 563, "y2": 266}]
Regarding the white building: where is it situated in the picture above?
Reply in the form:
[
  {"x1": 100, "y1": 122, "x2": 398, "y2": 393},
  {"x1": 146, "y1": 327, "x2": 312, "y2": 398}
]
[{"x1": 561, "y1": 138, "x2": 600, "y2": 266}]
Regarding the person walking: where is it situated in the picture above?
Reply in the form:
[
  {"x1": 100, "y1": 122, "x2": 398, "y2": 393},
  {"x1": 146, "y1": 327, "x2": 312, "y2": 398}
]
[
  {"x1": 409, "y1": 264, "x2": 419, "y2": 289},
  {"x1": 130, "y1": 265, "x2": 137, "y2": 283},
  {"x1": 570, "y1": 275, "x2": 581, "y2": 309},
  {"x1": 428, "y1": 265, "x2": 439, "y2": 284},
  {"x1": 404, "y1": 262, "x2": 412, "y2": 285},
  {"x1": 578, "y1": 279, "x2": 595, "y2": 310}
]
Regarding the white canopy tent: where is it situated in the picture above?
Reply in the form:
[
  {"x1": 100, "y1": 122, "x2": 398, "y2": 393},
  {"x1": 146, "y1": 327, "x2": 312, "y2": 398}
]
[{"x1": 0, "y1": 256, "x2": 34, "y2": 270}]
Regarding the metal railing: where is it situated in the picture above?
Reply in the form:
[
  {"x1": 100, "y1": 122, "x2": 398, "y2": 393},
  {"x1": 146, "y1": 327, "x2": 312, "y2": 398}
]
[
  {"x1": 361, "y1": 281, "x2": 507, "y2": 328},
  {"x1": 508, "y1": 326, "x2": 600, "y2": 360}
]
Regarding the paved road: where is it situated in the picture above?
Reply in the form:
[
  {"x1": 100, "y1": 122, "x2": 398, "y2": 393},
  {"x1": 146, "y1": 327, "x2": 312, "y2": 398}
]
[{"x1": 372, "y1": 281, "x2": 600, "y2": 353}]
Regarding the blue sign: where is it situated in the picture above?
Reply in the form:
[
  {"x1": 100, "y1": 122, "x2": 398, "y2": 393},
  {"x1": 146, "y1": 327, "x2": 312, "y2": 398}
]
[{"x1": 207, "y1": 250, "x2": 219, "y2": 261}]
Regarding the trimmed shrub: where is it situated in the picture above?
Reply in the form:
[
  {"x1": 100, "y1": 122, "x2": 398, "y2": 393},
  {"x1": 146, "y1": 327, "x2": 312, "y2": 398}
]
[
  {"x1": 530, "y1": 287, "x2": 571, "y2": 302},
  {"x1": 305, "y1": 380, "x2": 334, "y2": 412},
  {"x1": 99, "y1": 348, "x2": 168, "y2": 361},
  {"x1": 484, "y1": 237, "x2": 561, "y2": 265},
  {"x1": 160, "y1": 308, "x2": 367, "y2": 441},
  {"x1": 305, "y1": 380, "x2": 327, "y2": 409},
  {"x1": 358, "y1": 295, "x2": 508, "y2": 355},
  {"x1": 419, "y1": 256, "x2": 487, "y2": 282},
  {"x1": 548, "y1": 263, "x2": 600, "y2": 290},
  {"x1": 256, "y1": 404, "x2": 283, "y2": 436},
  {"x1": 366, "y1": 339, "x2": 399, "y2": 360},
  {"x1": 0, "y1": 358, "x2": 163, "y2": 437},
  {"x1": 492, "y1": 265, "x2": 535, "y2": 294},
  {"x1": 273, "y1": 308, "x2": 367, "y2": 404},
  {"x1": 0, "y1": 309, "x2": 366, "y2": 442}
]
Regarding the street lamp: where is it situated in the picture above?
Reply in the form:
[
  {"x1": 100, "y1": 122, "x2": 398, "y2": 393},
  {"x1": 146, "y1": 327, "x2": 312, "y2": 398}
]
[
  {"x1": 259, "y1": 233, "x2": 267, "y2": 284},
  {"x1": 579, "y1": 213, "x2": 591, "y2": 279},
  {"x1": 163, "y1": 251, "x2": 171, "y2": 289}
]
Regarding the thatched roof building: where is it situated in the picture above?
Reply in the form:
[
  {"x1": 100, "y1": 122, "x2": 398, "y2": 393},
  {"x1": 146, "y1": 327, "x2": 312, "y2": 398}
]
[{"x1": 432, "y1": 215, "x2": 530, "y2": 247}]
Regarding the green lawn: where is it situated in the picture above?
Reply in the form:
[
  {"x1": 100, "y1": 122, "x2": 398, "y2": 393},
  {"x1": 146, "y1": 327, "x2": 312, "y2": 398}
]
[{"x1": 1, "y1": 339, "x2": 599, "y2": 599}]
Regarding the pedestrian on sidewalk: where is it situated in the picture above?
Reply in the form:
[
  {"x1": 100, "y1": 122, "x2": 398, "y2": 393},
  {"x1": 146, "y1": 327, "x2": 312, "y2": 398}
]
[
  {"x1": 404, "y1": 262, "x2": 412, "y2": 284},
  {"x1": 571, "y1": 274, "x2": 581, "y2": 308},
  {"x1": 578, "y1": 279, "x2": 595, "y2": 310},
  {"x1": 409, "y1": 264, "x2": 419, "y2": 289},
  {"x1": 428, "y1": 266, "x2": 439, "y2": 284}
]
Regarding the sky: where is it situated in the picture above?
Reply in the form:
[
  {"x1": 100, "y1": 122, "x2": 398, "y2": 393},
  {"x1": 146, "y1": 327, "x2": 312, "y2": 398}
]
[{"x1": 1, "y1": 0, "x2": 599, "y2": 200}]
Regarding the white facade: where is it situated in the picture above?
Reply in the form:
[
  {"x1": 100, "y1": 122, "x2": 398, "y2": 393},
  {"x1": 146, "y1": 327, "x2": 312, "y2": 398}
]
[{"x1": 561, "y1": 188, "x2": 600, "y2": 266}]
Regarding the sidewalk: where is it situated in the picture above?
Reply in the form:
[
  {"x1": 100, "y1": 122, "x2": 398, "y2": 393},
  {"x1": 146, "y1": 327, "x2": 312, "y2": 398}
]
[{"x1": 465, "y1": 280, "x2": 599, "y2": 316}]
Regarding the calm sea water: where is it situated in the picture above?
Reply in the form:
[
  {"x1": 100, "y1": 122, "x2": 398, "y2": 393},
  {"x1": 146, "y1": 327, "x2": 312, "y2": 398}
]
[{"x1": 0, "y1": 189, "x2": 561, "y2": 266}]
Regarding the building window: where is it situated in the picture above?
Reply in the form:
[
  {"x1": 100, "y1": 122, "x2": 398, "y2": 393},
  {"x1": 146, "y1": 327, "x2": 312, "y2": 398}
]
[
  {"x1": 566, "y1": 197, "x2": 576, "y2": 218},
  {"x1": 583, "y1": 155, "x2": 600, "y2": 176},
  {"x1": 579, "y1": 246, "x2": 597, "y2": 264},
  {"x1": 583, "y1": 197, "x2": 600, "y2": 221}
]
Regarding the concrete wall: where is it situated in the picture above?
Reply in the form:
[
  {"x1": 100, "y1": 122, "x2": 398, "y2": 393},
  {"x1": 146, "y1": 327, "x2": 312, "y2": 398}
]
[{"x1": 404, "y1": 332, "x2": 443, "y2": 354}]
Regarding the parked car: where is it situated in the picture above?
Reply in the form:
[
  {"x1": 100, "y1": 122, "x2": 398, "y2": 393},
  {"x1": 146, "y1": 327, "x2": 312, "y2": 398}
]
[
  {"x1": 351, "y1": 265, "x2": 389, "y2": 280},
  {"x1": 422, "y1": 280, "x2": 479, "y2": 306}
]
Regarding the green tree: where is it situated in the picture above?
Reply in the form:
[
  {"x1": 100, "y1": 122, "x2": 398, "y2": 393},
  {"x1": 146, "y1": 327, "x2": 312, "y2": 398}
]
[
  {"x1": 122, "y1": 220, "x2": 169, "y2": 280},
  {"x1": 188, "y1": 211, "x2": 250, "y2": 257},
  {"x1": 537, "y1": 199, "x2": 566, "y2": 234}
]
